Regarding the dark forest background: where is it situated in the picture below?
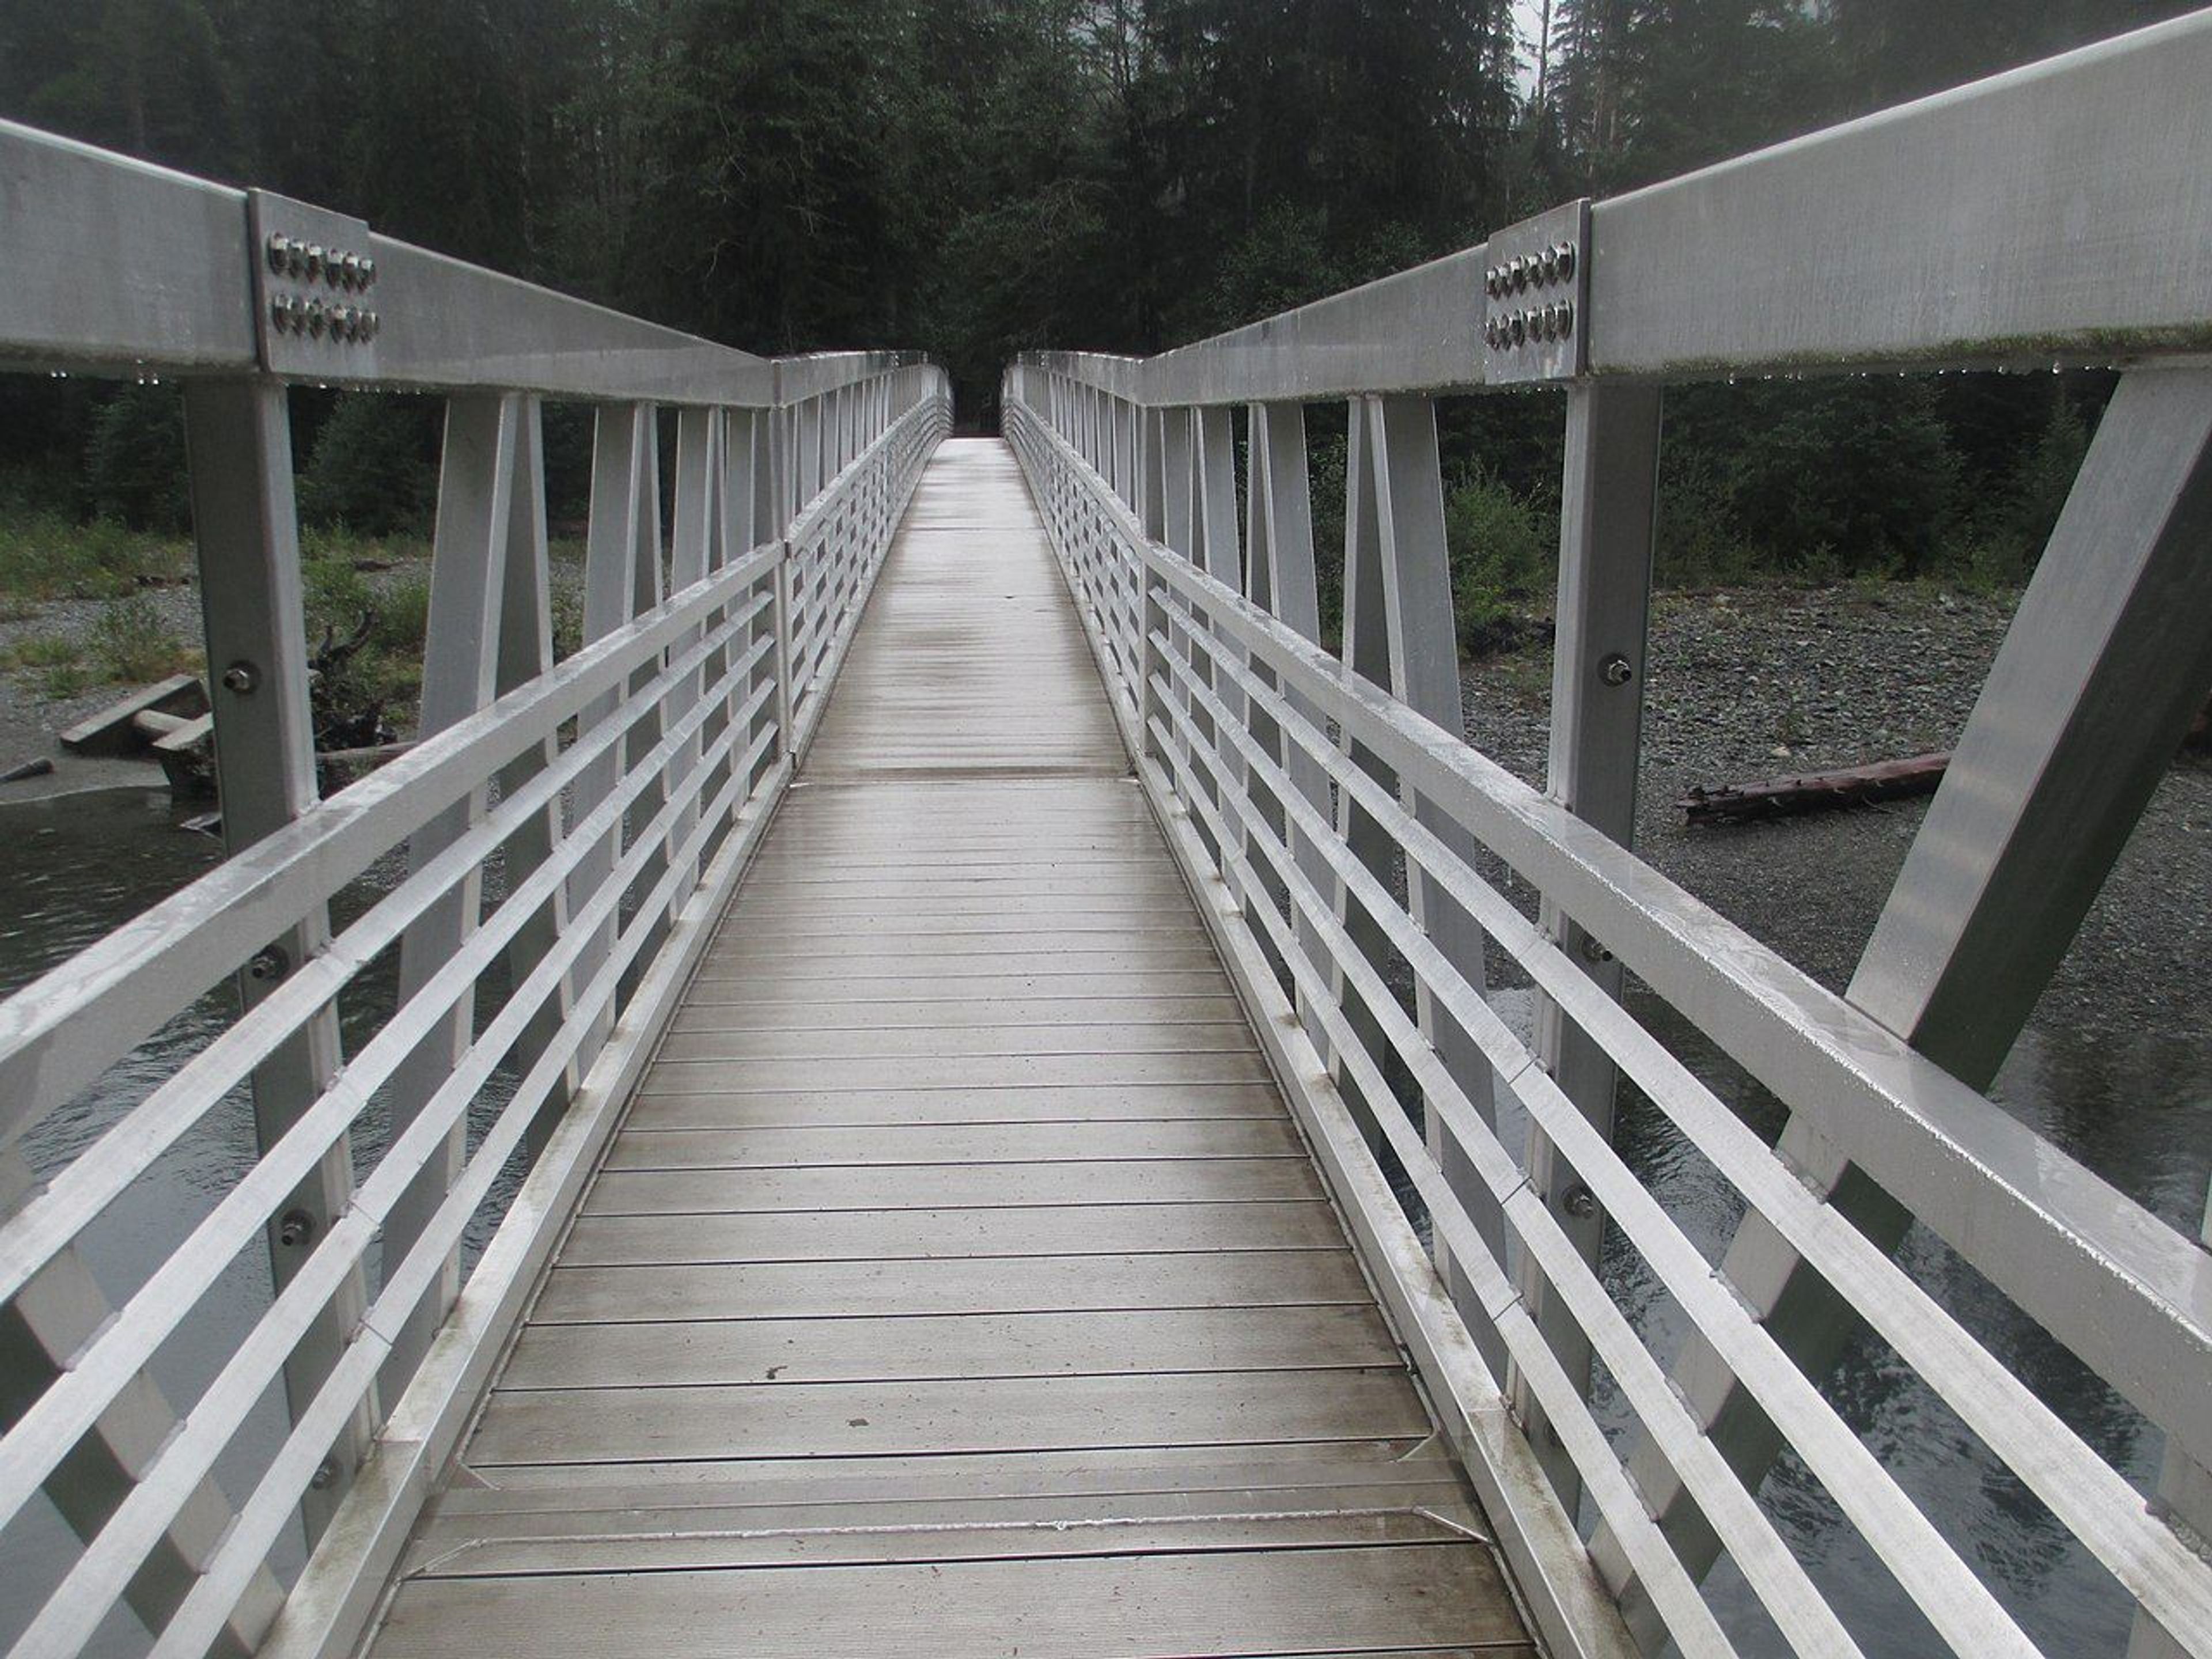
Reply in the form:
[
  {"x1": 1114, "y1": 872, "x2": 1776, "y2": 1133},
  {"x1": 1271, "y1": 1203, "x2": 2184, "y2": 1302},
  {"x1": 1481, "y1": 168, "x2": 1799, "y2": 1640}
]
[{"x1": 0, "y1": 0, "x2": 2199, "y2": 630}]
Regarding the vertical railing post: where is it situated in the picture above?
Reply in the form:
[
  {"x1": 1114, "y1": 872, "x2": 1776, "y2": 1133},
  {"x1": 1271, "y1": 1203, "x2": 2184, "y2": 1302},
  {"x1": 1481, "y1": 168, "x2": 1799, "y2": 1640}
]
[
  {"x1": 1340, "y1": 394, "x2": 1506, "y2": 1371},
  {"x1": 1137, "y1": 406, "x2": 1173, "y2": 773},
  {"x1": 181, "y1": 378, "x2": 373, "y2": 1531},
  {"x1": 483, "y1": 396, "x2": 580, "y2": 1153},
  {"x1": 669, "y1": 405, "x2": 725, "y2": 881},
  {"x1": 381, "y1": 392, "x2": 524, "y2": 1394},
  {"x1": 565, "y1": 403, "x2": 655, "y2": 1080},
  {"x1": 1516, "y1": 381, "x2": 1663, "y2": 1503},
  {"x1": 1244, "y1": 401, "x2": 1336, "y2": 1069}
]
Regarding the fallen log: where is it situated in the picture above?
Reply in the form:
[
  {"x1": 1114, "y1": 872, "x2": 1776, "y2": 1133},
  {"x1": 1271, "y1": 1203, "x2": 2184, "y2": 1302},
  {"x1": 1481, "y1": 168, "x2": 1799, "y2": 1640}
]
[{"x1": 1681, "y1": 751, "x2": 1951, "y2": 826}]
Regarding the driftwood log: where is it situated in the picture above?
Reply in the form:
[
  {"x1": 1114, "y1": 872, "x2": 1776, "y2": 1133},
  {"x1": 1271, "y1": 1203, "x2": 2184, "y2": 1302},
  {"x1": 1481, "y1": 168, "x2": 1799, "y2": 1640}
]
[{"x1": 1681, "y1": 752, "x2": 1952, "y2": 826}]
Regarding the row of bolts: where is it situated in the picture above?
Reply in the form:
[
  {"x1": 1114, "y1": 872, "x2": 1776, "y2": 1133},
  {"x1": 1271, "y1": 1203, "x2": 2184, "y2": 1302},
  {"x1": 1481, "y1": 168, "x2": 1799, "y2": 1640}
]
[
  {"x1": 1484, "y1": 241, "x2": 1577, "y2": 352},
  {"x1": 266, "y1": 232, "x2": 380, "y2": 342}
]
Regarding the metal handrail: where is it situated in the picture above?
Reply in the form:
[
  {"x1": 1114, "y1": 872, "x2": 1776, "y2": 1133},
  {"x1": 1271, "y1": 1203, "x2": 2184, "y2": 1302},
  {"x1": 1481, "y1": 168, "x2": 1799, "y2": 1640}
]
[
  {"x1": 1003, "y1": 378, "x2": 2212, "y2": 1657},
  {"x1": 0, "y1": 122, "x2": 949, "y2": 1659},
  {"x1": 1000, "y1": 28, "x2": 2212, "y2": 1647}
]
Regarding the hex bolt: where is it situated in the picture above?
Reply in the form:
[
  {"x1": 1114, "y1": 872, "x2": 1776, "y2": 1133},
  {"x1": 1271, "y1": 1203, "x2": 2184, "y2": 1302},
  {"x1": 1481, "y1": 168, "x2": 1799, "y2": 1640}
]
[
  {"x1": 309, "y1": 1459, "x2": 339, "y2": 1491},
  {"x1": 1509, "y1": 313, "x2": 1527, "y2": 346},
  {"x1": 1561, "y1": 1183, "x2": 1599, "y2": 1221},
  {"x1": 1558, "y1": 243, "x2": 1577, "y2": 282},
  {"x1": 304, "y1": 243, "x2": 325, "y2": 281},
  {"x1": 1600, "y1": 652, "x2": 1633, "y2": 686},
  {"x1": 362, "y1": 309, "x2": 380, "y2": 340},
  {"x1": 266, "y1": 233, "x2": 291, "y2": 274},
  {"x1": 1510, "y1": 256, "x2": 1530, "y2": 292},
  {"x1": 361, "y1": 256, "x2": 377, "y2": 286},
  {"x1": 276, "y1": 1209, "x2": 316, "y2": 1248},
  {"x1": 1540, "y1": 245, "x2": 1560, "y2": 283},
  {"x1": 268, "y1": 297, "x2": 292, "y2": 334},
  {"x1": 306, "y1": 301, "x2": 327, "y2": 338},
  {"x1": 1559, "y1": 299, "x2": 1576, "y2": 337},
  {"x1": 222, "y1": 660, "x2": 260, "y2": 694},
  {"x1": 1580, "y1": 933, "x2": 1614, "y2": 964},
  {"x1": 247, "y1": 944, "x2": 290, "y2": 983}
]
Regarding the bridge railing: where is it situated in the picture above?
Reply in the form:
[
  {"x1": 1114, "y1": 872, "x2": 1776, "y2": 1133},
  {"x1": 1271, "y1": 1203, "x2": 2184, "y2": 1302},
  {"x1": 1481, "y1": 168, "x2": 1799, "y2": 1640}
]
[
  {"x1": 0, "y1": 123, "x2": 948, "y2": 1657},
  {"x1": 1006, "y1": 15, "x2": 2212, "y2": 1659}
]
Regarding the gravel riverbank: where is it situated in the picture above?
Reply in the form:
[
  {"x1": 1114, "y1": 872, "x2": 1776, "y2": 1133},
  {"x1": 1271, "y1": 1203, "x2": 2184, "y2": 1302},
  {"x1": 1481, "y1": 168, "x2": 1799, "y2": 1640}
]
[{"x1": 1458, "y1": 580, "x2": 2212, "y2": 1044}]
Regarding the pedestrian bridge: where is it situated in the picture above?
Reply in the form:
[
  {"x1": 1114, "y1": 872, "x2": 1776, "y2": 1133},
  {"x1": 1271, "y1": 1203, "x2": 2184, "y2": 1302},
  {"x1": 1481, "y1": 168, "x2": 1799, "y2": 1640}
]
[{"x1": 3, "y1": 16, "x2": 2211, "y2": 1659}]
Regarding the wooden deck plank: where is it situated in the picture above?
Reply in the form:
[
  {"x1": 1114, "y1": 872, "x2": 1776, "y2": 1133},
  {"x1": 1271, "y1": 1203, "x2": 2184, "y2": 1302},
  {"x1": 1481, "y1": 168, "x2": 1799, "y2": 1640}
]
[
  {"x1": 581, "y1": 1158, "x2": 1325, "y2": 1215},
  {"x1": 620, "y1": 1085, "x2": 1290, "y2": 1129},
  {"x1": 498, "y1": 1304, "x2": 1402, "y2": 1389},
  {"x1": 599, "y1": 1119, "x2": 1304, "y2": 1168},
  {"x1": 365, "y1": 438, "x2": 1527, "y2": 1659},
  {"x1": 467, "y1": 1369, "x2": 1434, "y2": 1466},
  {"x1": 555, "y1": 1202, "x2": 1350, "y2": 1264},
  {"x1": 375, "y1": 1545, "x2": 1530, "y2": 1658},
  {"x1": 526, "y1": 1249, "x2": 1376, "y2": 1324}
]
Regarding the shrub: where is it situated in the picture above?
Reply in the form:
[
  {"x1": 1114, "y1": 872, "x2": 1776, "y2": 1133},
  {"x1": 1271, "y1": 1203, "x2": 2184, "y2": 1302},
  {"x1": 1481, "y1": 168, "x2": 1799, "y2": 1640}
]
[
  {"x1": 84, "y1": 387, "x2": 192, "y2": 532},
  {"x1": 301, "y1": 395, "x2": 439, "y2": 536},
  {"x1": 92, "y1": 594, "x2": 199, "y2": 683},
  {"x1": 1442, "y1": 469, "x2": 1549, "y2": 654}
]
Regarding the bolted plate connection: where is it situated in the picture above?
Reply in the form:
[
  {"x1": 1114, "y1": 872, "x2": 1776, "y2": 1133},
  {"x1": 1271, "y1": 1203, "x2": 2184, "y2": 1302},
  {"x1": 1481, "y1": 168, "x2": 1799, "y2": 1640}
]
[
  {"x1": 1482, "y1": 199, "x2": 1590, "y2": 385},
  {"x1": 248, "y1": 190, "x2": 382, "y2": 379}
]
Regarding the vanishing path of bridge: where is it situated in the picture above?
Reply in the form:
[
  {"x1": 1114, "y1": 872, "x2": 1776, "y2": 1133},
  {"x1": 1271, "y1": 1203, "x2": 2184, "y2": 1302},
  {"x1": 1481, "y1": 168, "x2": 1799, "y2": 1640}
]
[
  {"x1": 367, "y1": 440, "x2": 1530, "y2": 1656},
  {"x1": 3, "y1": 16, "x2": 2212, "y2": 1659}
]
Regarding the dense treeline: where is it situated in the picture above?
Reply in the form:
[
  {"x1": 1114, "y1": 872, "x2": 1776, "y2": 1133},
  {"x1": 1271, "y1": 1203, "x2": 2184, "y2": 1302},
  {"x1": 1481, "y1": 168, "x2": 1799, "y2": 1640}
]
[{"x1": 0, "y1": 0, "x2": 2197, "y2": 630}]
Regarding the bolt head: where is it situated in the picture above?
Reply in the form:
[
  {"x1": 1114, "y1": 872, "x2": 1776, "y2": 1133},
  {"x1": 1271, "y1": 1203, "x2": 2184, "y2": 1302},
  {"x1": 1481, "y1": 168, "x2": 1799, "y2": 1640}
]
[
  {"x1": 268, "y1": 296, "x2": 293, "y2": 334},
  {"x1": 221, "y1": 660, "x2": 259, "y2": 694},
  {"x1": 360, "y1": 256, "x2": 377, "y2": 286},
  {"x1": 1557, "y1": 243, "x2": 1577, "y2": 282},
  {"x1": 1561, "y1": 1183, "x2": 1598, "y2": 1221},
  {"x1": 305, "y1": 301, "x2": 327, "y2": 338},
  {"x1": 1600, "y1": 652, "x2": 1633, "y2": 686},
  {"x1": 1558, "y1": 299, "x2": 1575, "y2": 338},
  {"x1": 247, "y1": 943, "x2": 289, "y2": 982},
  {"x1": 1509, "y1": 312, "x2": 1527, "y2": 347},
  {"x1": 309, "y1": 1459, "x2": 339, "y2": 1491},
  {"x1": 1540, "y1": 245, "x2": 1560, "y2": 283},
  {"x1": 266, "y1": 233, "x2": 291, "y2": 274},
  {"x1": 276, "y1": 1208, "x2": 315, "y2": 1248},
  {"x1": 304, "y1": 243, "x2": 325, "y2": 281}
]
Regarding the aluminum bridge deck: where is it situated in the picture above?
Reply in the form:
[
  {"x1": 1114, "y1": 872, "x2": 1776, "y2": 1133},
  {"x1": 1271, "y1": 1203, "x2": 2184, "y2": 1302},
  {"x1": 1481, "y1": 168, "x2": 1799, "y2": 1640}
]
[{"x1": 363, "y1": 440, "x2": 1534, "y2": 1657}]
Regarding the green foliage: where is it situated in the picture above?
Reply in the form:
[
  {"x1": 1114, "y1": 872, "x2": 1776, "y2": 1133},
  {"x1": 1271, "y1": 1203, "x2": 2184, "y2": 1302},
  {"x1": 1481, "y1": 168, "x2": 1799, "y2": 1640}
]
[
  {"x1": 84, "y1": 387, "x2": 190, "y2": 533},
  {"x1": 1443, "y1": 469, "x2": 1552, "y2": 653},
  {"x1": 1, "y1": 0, "x2": 2193, "y2": 615},
  {"x1": 0, "y1": 514, "x2": 191, "y2": 600},
  {"x1": 2, "y1": 631, "x2": 84, "y2": 671},
  {"x1": 301, "y1": 396, "x2": 439, "y2": 537},
  {"x1": 91, "y1": 592, "x2": 199, "y2": 683}
]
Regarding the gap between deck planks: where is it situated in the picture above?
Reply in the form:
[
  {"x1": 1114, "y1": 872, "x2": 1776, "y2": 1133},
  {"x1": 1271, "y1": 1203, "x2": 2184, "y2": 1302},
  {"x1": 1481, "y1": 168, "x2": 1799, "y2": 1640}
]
[{"x1": 365, "y1": 439, "x2": 1534, "y2": 1658}]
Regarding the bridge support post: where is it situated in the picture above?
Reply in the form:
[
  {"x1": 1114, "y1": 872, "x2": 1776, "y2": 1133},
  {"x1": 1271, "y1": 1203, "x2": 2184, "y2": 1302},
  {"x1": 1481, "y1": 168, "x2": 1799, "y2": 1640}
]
[
  {"x1": 179, "y1": 377, "x2": 378, "y2": 1536},
  {"x1": 666, "y1": 407, "x2": 722, "y2": 907},
  {"x1": 482, "y1": 399, "x2": 585, "y2": 1157},
  {"x1": 1515, "y1": 382, "x2": 1663, "y2": 1506},
  {"x1": 1589, "y1": 366, "x2": 2212, "y2": 1651},
  {"x1": 1339, "y1": 395, "x2": 1506, "y2": 1373},
  {"x1": 1243, "y1": 403, "x2": 1339, "y2": 1079},
  {"x1": 381, "y1": 393, "x2": 543, "y2": 1396}
]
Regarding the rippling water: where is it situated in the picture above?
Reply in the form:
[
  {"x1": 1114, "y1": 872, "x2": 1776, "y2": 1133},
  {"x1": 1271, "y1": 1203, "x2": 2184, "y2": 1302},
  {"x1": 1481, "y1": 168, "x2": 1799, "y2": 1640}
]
[{"x1": 1, "y1": 786, "x2": 2204, "y2": 1656}]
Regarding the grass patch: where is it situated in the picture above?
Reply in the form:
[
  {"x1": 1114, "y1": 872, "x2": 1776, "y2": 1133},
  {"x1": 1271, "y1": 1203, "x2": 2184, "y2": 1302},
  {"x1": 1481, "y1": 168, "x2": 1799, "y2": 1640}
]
[
  {"x1": 0, "y1": 514, "x2": 192, "y2": 600},
  {"x1": 92, "y1": 594, "x2": 199, "y2": 683}
]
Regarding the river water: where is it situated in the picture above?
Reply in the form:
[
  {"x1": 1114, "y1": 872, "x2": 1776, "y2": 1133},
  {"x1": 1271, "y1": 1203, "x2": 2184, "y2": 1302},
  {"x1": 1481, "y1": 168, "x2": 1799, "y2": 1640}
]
[{"x1": 0, "y1": 780, "x2": 2205, "y2": 1657}]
